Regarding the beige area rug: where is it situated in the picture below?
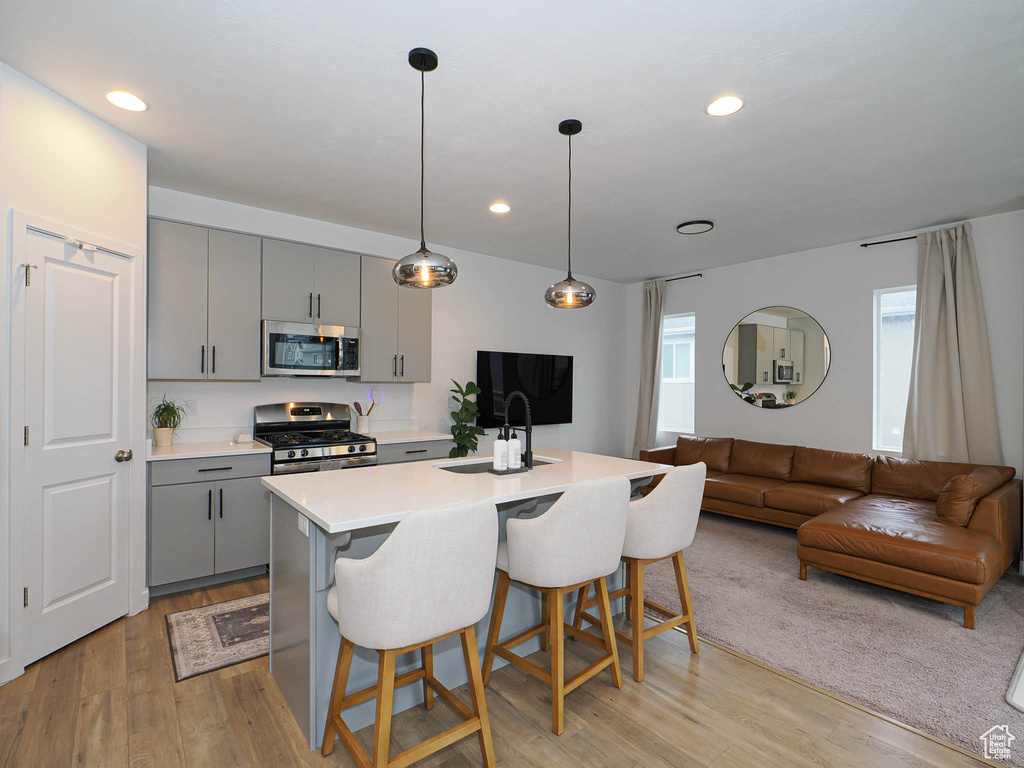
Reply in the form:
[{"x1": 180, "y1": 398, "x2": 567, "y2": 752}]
[
  {"x1": 165, "y1": 593, "x2": 270, "y2": 682},
  {"x1": 644, "y1": 514, "x2": 1024, "y2": 765}
]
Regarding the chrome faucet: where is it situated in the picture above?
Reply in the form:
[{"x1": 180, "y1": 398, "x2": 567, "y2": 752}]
[{"x1": 503, "y1": 390, "x2": 533, "y2": 469}]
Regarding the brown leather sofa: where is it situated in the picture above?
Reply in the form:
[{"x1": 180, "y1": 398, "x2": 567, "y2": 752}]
[{"x1": 639, "y1": 436, "x2": 1022, "y2": 628}]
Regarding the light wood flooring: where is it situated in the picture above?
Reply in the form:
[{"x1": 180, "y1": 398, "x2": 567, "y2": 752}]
[{"x1": 0, "y1": 575, "x2": 996, "y2": 768}]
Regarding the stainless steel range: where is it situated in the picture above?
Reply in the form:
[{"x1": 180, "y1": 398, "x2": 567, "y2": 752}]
[{"x1": 253, "y1": 402, "x2": 377, "y2": 474}]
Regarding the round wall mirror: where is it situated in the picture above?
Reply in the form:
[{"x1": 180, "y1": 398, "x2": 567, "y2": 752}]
[{"x1": 722, "y1": 306, "x2": 830, "y2": 408}]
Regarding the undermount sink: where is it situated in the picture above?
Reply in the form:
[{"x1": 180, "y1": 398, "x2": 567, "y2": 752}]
[{"x1": 435, "y1": 457, "x2": 557, "y2": 475}]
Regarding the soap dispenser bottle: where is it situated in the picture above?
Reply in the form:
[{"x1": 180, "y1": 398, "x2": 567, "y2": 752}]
[
  {"x1": 507, "y1": 429, "x2": 522, "y2": 470},
  {"x1": 492, "y1": 427, "x2": 508, "y2": 471}
]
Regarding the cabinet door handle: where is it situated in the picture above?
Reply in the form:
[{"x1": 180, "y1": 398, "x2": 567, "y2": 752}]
[
  {"x1": 317, "y1": 293, "x2": 321, "y2": 319},
  {"x1": 208, "y1": 489, "x2": 212, "y2": 520},
  {"x1": 405, "y1": 448, "x2": 427, "y2": 454},
  {"x1": 308, "y1": 292, "x2": 313, "y2": 318},
  {"x1": 201, "y1": 345, "x2": 205, "y2": 374},
  {"x1": 219, "y1": 488, "x2": 224, "y2": 518},
  {"x1": 198, "y1": 466, "x2": 233, "y2": 473},
  {"x1": 212, "y1": 345, "x2": 216, "y2": 374},
  {"x1": 400, "y1": 355, "x2": 404, "y2": 378},
  {"x1": 393, "y1": 355, "x2": 397, "y2": 377}
]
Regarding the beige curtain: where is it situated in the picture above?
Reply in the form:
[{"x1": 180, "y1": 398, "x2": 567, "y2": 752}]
[
  {"x1": 902, "y1": 222, "x2": 1003, "y2": 464},
  {"x1": 632, "y1": 280, "x2": 665, "y2": 458}
]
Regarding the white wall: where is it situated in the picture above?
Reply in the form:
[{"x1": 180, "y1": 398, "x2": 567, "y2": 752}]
[
  {"x1": 624, "y1": 209, "x2": 1024, "y2": 475},
  {"x1": 0, "y1": 63, "x2": 148, "y2": 680},
  {"x1": 148, "y1": 188, "x2": 629, "y2": 458}
]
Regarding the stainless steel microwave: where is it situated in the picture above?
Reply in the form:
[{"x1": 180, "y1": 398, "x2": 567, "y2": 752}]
[
  {"x1": 774, "y1": 359, "x2": 794, "y2": 384},
  {"x1": 262, "y1": 321, "x2": 360, "y2": 377}
]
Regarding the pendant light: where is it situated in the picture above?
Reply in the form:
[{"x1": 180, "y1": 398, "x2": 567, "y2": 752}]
[
  {"x1": 393, "y1": 48, "x2": 458, "y2": 289},
  {"x1": 545, "y1": 119, "x2": 596, "y2": 309}
]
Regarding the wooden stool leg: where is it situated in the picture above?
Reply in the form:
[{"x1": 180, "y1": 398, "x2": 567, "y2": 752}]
[
  {"x1": 549, "y1": 587, "x2": 566, "y2": 735},
  {"x1": 372, "y1": 649, "x2": 397, "y2": 768},
  {"x1": 674, "y1": 551, "x2": 699, "y2": 653},
  {"x1": 630, "y1": 559, "x2": 645, "y2": 682},
  {"x1": 624, "y1": 559, "x2": 633, "y2": 618},
  {"x1": 570, "y1": 585, "x2": 588, "y2": 635},
  {"x1": 422, "y1": 642, "x2": 435, "y2": 710},
  {"x1": 595, "y1": 577, "x2": 623, "y2": 688},
  {"x1": 462, "y1": 626, "x2": 496, "y2": 768},
  {"x1": 541, "y1": 591, "x2": 550, "y2": 651},
  {"x1": 482, "y1": 570, "x2": 510, "y2": 686},
  {"x1": 321, "y1": 637, "x2": 354, "y2": 756}
]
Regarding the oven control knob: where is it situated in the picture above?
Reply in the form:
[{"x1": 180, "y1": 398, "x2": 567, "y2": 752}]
[
  {"x1": 347, "y1": 445, "x2": 356, "y2": 453},
  {"x1": 358, "y1": 444, "x2": 367, "y2": 452},
  {"x1": 300, "y1": 449, "x2": 309, "y2": 457},
  {"x1": 287, "y1": 450, "x2": 296, "y2": 459}
]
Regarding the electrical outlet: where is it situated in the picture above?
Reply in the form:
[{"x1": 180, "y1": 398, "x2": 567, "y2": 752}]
[
  {"x1": 297, "y1": 513, "x2": 309, "y2": 537},
  {"x1": 184, "y1": 400, "x2": 198, "y2": 415}
]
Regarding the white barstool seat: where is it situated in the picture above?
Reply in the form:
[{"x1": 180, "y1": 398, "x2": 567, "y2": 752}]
[
  {"x1": 481, "y1": 476, "x2": 630, "y2": 735},
  {"x1": 573, "y1": 463, "x2": 706, "y2": 681},
  {"x1": 321, "y1": 500, "x2": 499, "y2": 767}
]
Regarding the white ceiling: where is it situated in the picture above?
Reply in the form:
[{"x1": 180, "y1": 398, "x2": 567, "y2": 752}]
[{"x1": 1, "y1": 1, "x2": 1022, "y2": 283}]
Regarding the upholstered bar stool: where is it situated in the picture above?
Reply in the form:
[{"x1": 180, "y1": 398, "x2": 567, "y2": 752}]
[
  {"x1": 573, "y1": 463, "x2": 706, "y2": 681},
  {"x1": 481, "y1": 476, "x2": 630, "y2": 735},
  {"x1": 321, "y1": 500, "x2": 498, "y2": 768}
]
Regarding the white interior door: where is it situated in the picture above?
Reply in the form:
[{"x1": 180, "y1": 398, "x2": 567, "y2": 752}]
[{"x1": 19, "y1": 228, "x2": 133, "y2": 663}]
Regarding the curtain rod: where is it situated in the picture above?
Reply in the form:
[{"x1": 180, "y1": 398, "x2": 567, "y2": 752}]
[
  {"x1": 860, "y1": 235, "x2": 917, "y2": 248},
  {"x1": 665, "y1": 272, "x2": 703, "y2": 283}
]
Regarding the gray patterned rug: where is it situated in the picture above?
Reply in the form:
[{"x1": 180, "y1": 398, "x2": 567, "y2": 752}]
[{"x1": 165, "y1": 593, "x2": 270, "y2": 681}]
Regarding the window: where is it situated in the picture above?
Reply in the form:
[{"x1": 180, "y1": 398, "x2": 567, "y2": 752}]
[
  {"x1": 658, "y1": 313, "x2": 695, "y2": 433},
  {"x1": 873, "y1": 287, "x2": 916, "y2": 452}
]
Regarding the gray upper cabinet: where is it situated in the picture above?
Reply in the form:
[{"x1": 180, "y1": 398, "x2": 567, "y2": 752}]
[
  {"x1": 148, "y1": 220, "x2": 209, "y2": 380},
  {"x1": 359, "y1": 255, "x2": 431, "y2": 382},
  {"x1": 208, "y1": 229, "x2": 262, "y2": 380},
  {"x1": 262, "y1": 239, "x2": 360, "y2": 326},
  {"x1": 149, "y1": 219, "x2": 261, "y2": 381}
]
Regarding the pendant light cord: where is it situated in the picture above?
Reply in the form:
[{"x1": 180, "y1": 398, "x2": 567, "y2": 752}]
[
  {"x1": 567, "y1": 132, "x2": 572, "y2": 278},
  {"x1": 419, "y1": 66, "x2": 427, "y2": 251}
]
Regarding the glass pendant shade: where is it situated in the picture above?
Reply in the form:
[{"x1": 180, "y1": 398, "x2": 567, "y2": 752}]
[
  {"x1": 392, "y1": 246, "x2": 458, "y2": 288},
  {"x1": 545, "y1": 275, "x2": 596, "y2": 309}
]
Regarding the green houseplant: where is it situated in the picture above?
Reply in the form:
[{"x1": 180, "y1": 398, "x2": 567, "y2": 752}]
[
  {"x1": 785, "y1": 389, "x2": 797, "y2": 405},
  {"x1": 151, "y1": 395, "x2": 186, "y2": 447},
  {"x1": 730, "y1": 381, "x2": 757, "y2": 405},
  {"x1": 449, "y1": 379, "x2": 486, "y2": 458}
]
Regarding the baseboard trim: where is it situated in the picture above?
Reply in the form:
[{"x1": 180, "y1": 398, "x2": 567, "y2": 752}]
[
  {"x1": 149, "y1": 565, "x2": 268, "y2": 598},
  {"x1": 671, "y1": 625, "x2": 1003, "y2": 767}
]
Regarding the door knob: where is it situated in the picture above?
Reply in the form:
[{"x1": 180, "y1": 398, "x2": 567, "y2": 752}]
[{"x1": 114, "y1": 449, "x2": 133, "y2": 463}]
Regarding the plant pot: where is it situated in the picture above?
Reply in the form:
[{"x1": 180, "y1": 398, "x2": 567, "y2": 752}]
[
  {"x1": 153, "y1": 427, "x2": 175, "y2": 447},
  {"x1": 787, "y1": 398, "x2": 796, "y2": 405}
]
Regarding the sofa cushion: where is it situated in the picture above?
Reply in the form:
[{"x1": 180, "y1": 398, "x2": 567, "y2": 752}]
[
  {"x1": 791, "y1": 447, "x2": 873, "y2": 493},
  {"x1": 763, "y1": 482, "x2": 865, "y2": 516},
  {"x1": 704, "y1": 474, "x2": 787, "y2": 508},
  {"x1": 797, "y1": 495, "x2": 1003, "y2": 584},
  {"x1": 936, "y1": 467, "x2": 1013, "y2": 526},
  {"x1": 674, "y1": 436, "x2": 733, "y2": 473},
  {"x1": 728, "y1": 439, "x2": 795, "y2": 481},
  {"x1": 872, "y1": 455, "x2": 1015, "y2": 501}
]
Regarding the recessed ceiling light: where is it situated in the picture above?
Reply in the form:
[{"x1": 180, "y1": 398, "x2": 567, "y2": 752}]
[
  {"x1": 105, "y1": 90, "x2": 148, "y2": 112},
  {"x1": 489, "y1": 202, "x2": 511, "y2": 214},
  {"x1": 706, "y1": 96, "x2": 743, "y2": 117},
  {"x1": 676, "y1": 220, "x2": 714, "y2": 235}
]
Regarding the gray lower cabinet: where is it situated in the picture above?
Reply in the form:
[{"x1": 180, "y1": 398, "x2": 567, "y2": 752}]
[
  {"x1": 148, "y1": 455, "x2": 271, "y2": 587},
  {"x1": 376, "y1": 439, "x2": 451, "y2": 465},
  {"x1": 359, "y1": 255, "x2": 432, "y2": 382}
]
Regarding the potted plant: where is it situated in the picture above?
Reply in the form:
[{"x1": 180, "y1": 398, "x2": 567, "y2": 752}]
[
  {"x1": 449, "y1": 379, "x2": 486, "y2": 458},
  {"x1": 151, "y1": 395, "x2": 186, "y2": 447},
  {"x1": 730, "y1": 381, "x2": 757, "y2": 405},
  {"x1": 785, "y1": 389, "x2": 797, "y2": 405}
]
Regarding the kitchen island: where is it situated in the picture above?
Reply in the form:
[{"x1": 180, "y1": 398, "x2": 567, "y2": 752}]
[{"x1": 262, "y1": 448, "x2": 670, "y2": 749}]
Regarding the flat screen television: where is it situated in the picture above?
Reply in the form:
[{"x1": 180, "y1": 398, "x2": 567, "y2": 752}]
[{"x1": 475, "y1": 350, "x2": 573, "y2": 428}]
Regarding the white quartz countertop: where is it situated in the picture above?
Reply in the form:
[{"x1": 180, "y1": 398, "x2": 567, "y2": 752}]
[
  {"x1": 147, "y1": 440, "x2": 271, "y2": 462},
  {"x1": 262, "y1": 448, "x2": 670, "y2": 534},
  {"x1": 370, "y1": 430, "x2": 450, "y2": 444}
]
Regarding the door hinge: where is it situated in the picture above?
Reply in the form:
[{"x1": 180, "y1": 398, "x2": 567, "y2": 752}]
[
  {"x1": 24, "y1": 426, "x2": 29, "y2": 446},
  {"x1": 23, "y1": 587, "x2": 28, "y2": 607},
  {"x1": 22, "y1": 263, "x2": 37, "y2": 286}
]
